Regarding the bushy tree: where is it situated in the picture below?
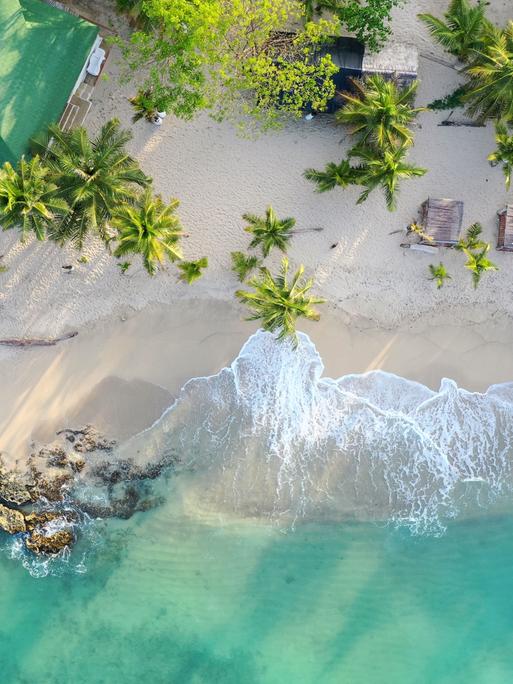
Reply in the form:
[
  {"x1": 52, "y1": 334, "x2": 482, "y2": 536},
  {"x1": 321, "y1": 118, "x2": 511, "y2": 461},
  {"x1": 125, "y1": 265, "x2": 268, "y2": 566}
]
[
  {"x1": 117, "y1": 0, "x2": 339, "y2": 131},
  {"x1": 306, "y1": 0, "x2": 403, "y2": 51}
]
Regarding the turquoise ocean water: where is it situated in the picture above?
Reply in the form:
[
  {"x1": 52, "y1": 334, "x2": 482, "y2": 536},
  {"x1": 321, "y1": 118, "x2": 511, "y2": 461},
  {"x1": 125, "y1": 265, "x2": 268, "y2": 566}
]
[
  {"x1": 2, "y1": 502, "x2": 513, "y2": 683},
  {"x1": 3, "y1": 329, "x2": 513, "y2": 683}
]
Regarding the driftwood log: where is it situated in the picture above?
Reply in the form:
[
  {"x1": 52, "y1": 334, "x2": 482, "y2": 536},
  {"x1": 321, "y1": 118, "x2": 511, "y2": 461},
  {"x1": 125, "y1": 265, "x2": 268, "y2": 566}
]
[{"x1": 0, "y1": 332, "x2": 78, "y2": 347}]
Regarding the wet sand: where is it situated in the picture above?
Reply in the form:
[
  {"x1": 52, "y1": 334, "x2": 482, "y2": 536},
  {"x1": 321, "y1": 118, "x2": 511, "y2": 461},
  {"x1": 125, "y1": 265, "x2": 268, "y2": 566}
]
[{"x1": 1, "y1": 299, "x2": 513, "y2": 464}]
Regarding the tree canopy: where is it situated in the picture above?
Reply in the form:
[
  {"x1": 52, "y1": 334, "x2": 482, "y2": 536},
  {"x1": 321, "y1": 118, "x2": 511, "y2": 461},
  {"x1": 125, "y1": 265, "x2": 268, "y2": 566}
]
[{"x1": 118, "y1": 0, "x2": 339, "y2": 131}]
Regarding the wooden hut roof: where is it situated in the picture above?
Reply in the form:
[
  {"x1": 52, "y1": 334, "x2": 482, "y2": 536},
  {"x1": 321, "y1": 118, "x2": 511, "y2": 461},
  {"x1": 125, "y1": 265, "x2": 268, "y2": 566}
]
[
  {"x1": 497, "y1": 205, "x2": 513, "y2": 251},
  {"x1": 420, "y1": 198, "x2": 464, "y2": 246},
  {"x1": 362, "y1": 42, "x2": 418, "y2": 78}
]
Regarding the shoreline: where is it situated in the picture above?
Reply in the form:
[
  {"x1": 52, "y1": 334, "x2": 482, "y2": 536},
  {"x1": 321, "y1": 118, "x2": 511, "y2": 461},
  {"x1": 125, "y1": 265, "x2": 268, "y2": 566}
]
[{"x1": 2, "y1": 299, "x2": 513, "y2": 466}]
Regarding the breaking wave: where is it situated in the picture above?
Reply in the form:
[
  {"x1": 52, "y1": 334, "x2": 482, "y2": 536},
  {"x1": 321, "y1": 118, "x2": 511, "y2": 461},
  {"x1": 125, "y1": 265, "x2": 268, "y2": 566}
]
[{"x1": 117, "y1": 330, "x2": 513, "y2": 535}]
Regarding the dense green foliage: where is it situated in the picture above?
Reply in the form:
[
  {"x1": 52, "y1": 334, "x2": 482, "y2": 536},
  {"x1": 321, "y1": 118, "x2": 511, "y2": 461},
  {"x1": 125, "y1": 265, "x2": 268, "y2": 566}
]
[
  {"x1": 488, "y1": 122, "x2": 513, "y2": 189},
  {"x1": 427, "y1": 85, "x2": 467, "y2": 111},
  {"x1": 0, "y1": 121, "x2": 203, "y2": 281},
  {"x1": 117, "y1": 0, "x2": 339, "y2": 131},
  {"x1": 422, "y1": 3, "x2": 513, "y2": 125},
  {"x1": 419, "y1": 0, "x2": 490, "y2": 61},
  {"x1": 36, "y1": 119, "x2": 150, "y2": 247},
  {"x1": 350, "y1": 142, "x2": 426, "y2": 210},
  {"x1": 112, "y1": 189, "x2": 183, "y2": 275},
  {"x1": 243, "y1": 206, "x2": 297, "y2": 257},
  {"x1": 464, "y1": 22, "x2": 513, "y2": 122},
  {"x1": 337, "y1": 76, "x2": 424, "y2": 148},
  {"x1": 236, "y1": 257, "x2": 324, "y2": 345},
  {"x1": 0, "y1": 156, "x2": 68, "y2": 241},
  {"x1": 305, "y1": 0, "x2": 403, "y2": 51},
  {"x1": 305, "y1": 75, "x2": 426, "y2": 211}
]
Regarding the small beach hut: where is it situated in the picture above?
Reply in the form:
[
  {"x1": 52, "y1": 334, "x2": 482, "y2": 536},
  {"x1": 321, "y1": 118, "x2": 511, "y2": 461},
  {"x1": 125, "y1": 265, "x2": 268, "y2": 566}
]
[
  {"x1": 419, "y1": 198, "x2": 464, "y2": 246},
  {"x1": 362, "y1": 42, "x2": 419, "y2": 88},
  {"x1": 497, "y1": 205, "x2": 513, "y2": 251}
]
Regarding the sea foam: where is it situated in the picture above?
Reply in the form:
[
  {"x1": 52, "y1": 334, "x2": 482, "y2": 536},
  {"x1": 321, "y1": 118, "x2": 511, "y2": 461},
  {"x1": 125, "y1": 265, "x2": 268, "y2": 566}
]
[{"x1": 117, "y1": 330, "x2": 513, "y2": 534}]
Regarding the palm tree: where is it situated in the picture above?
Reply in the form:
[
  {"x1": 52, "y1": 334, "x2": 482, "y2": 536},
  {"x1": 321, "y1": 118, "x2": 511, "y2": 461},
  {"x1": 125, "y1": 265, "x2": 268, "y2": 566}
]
[
  {"x1": 235, "y1": 257, "x2": 325, "y2": 346},
  {"x1": 304, "y1": 159, "x2": 360, "y2": 193},
  {"x1": 464, "y1": 22, "x2": 513, "y2": 122},
  {"x1": 231, "y1": 251, "x2": 260, "y2": 282},
  {"x1": 418, "y1": 0, "x2": 490, "y2": 61},
  {"x1": 0, "y1": 156, "x2": 68, "y2": 241},
  {"x1": 112, "y1": 189, "x2": 183, "y2": 275},
  {"x1": 41, "y1": 119, "x2": 150, "y2": 247},
  {"x1": 428, "y1": 263, "x2": 452, "y2": 288},
  {"x1": 456, "y1": 222, "x2": 487, "y2": 251},
  {"x1": 178, "y1": 257, "x2": 208, "y2": 284},
  {"x1": 243, "y1": 206, "x2": 297, "y2": 257},
  {"x1": 462, "y1": 244, "x2": 498, "y2": 287},
  {"x1": 488, "y1": 121, "x2": 513, "y2": 188},
  {"x1": 336, "y1": 76, "x2": 424, "y2": 148},
  {"x1": 350, "y1": 143, "x2": 427, "y2": 211}
]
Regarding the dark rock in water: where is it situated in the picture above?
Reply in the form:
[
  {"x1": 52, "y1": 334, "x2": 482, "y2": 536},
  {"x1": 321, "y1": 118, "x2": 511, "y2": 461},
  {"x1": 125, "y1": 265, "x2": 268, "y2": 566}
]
[
  {"x1": 56, "y1": 425, "x2": 116, "y2": 453},
  {"x1": 31, "y1": 473, "x2": 73, "y2": 502},
  {"x1": 24, "y1": 510, "x2": 77, "y2": 532},
  {"x1": 0, "y1": 455, "x2": 34, "y2": 505},
  {"x1": 0, "y1": 504, "x2": 26, "y2": 534},
  {"x1": 91, "y1": 455, "x2": 175, "y2": 486},
  {"x1": 70, "y1": 458, "x2": 86, "y2": 473},
  {"x1": 25, "y1": 529, "x2": 74, "y2": 555}
]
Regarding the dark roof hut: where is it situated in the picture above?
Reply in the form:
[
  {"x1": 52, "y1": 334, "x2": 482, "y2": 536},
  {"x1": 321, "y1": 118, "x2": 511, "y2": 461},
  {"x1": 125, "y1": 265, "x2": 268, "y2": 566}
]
[
  {"x1": 419, "y1": 198, "x2": 464, "y2": 246},
  {"x1": 497, "y1": 206, "x2": 513, "y2": 251}
]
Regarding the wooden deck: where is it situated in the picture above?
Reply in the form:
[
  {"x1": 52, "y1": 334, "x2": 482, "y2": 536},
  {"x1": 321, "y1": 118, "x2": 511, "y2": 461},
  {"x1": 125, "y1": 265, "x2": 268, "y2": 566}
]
[
  {"x1": 497, "y1": 205, "x2": 513, "y2": 251},
  {"x1": 58, "y1": 39, "x2": 110, "y2": 132},
  {"x1": 420, "y1": 197, "x2": 464, "y2": 246}
]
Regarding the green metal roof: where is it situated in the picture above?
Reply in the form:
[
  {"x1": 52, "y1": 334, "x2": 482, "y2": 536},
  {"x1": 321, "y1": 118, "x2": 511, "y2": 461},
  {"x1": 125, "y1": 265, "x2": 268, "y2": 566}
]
[{"x1": 0, "y1": 0, "x2": 99, "y2": 164}]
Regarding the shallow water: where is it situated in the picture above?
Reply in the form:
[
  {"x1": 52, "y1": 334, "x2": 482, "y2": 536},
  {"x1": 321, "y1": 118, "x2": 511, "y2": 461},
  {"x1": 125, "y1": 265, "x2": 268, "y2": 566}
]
[
  {"x1": 2, "y1": 494, "x2": 513, "y2": 683},
  {"x1": 3, "y1": 329, "x2": 513, "y2": 682}
]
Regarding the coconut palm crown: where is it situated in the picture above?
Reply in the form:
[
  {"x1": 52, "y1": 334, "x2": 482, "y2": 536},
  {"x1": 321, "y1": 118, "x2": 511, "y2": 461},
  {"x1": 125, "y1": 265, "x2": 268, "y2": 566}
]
[
  {"x1": 0, "y1": 156, "x2": 68, "y2": 241},
  {"x1": 304, "y1": 159, "x2": 360, "y2": 193},
  {"x1": 243, "y1": 206, "x2": 297, "y2": 258},
  {"x1": 112, "y1": 189, "x2": 183, "y2": 275},
  {"x1": 337, "y1": 76, "x2": 425, "y2": 148},
  {"x1": 464, "y1": 22, "x2": 513, "y2": 122},
  {"x1": 350, "y1": 143, "x2": 427, "y2": 211},
  {"x1": 462, "y1": 244, "x2": 498, "y2": 287},
  {"x1": 418, "y1": 0, "x2": 491, "y2": 62},
  {"x1": 236, "y1": 257, "x2": 325, "y2": 346},
  {"x1": 488, "y1": 121, "x2": 513, "y2": 188},
  {"x1": 40, "y1": 118, "x2": 150, "y2": 247}
]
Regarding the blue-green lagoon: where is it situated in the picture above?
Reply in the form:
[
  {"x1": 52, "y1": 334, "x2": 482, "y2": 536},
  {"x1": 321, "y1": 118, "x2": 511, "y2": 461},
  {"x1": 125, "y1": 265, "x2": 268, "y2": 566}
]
[{"x1": 2, "y1": 329, "x2": 513, "y2": 683}]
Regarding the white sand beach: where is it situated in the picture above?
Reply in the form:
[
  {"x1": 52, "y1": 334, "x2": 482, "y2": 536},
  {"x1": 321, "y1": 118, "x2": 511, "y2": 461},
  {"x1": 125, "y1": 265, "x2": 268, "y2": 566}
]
[{"x1": 2, "y1": 0, "x2": 513, "y2": 461}]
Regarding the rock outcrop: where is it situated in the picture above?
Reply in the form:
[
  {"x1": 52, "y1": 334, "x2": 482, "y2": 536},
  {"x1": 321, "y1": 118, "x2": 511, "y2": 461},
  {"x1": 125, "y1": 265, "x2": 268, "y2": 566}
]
[
  {"x1": 0, "y1": 504, "x2": 26, "y2": 534},
  {"x1": 25, "y1": 529, "x2": 74, "y2": 555}
]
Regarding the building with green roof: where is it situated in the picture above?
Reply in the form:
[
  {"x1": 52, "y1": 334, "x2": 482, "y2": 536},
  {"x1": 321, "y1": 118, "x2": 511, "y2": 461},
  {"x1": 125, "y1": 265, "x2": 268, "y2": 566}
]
[{"x1": 0, "y1": 0, "x2": 99, "y2": 164}]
